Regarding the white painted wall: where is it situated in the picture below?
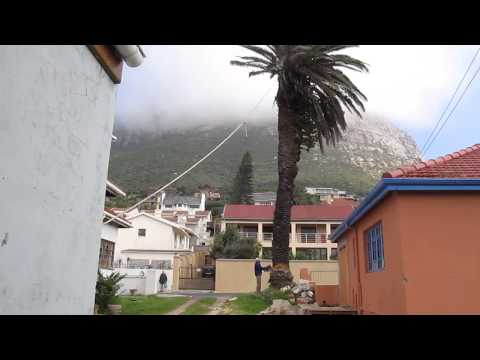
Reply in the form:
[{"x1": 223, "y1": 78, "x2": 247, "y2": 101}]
[
  {"x1": 102, "y1": 223, "x2": 120, "y2": 243},
  {"x1": 100, "y1": 268, "x2": 174, "y2": 294},
  {"x1": 0, "y1": 45, "x2": 116, "y2": 314},
  {"x1": 115, "y1": 214, "x2": 192, "y2": 265}
]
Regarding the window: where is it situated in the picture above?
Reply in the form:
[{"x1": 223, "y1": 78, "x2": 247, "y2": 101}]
[
  {"x1": 98, "y1": 239, "x2": 115, "y2": 269},
  {"x1": 330, "y1": 248, "x2": 338, "y2": 260},
  {"x1": 164, "y1": 205, "x2": 173, "y2": 208},
  {"x1": 366, "y1": 222, "x2": 384, "y2": 272},
  {"x1": 138, "y1": 229, "x2": 146, "y2": 237},
  {"x1": 191, "y1": 205, "x2": 200, "y2": 209}
]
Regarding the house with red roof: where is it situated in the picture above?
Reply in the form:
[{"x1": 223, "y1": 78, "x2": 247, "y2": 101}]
[
  {"x1": 331, "y1": 144, "x2": 480, "y2": 314},
  {"x1": 221, "y1": 204, "x2": 355, "y2": 260}
]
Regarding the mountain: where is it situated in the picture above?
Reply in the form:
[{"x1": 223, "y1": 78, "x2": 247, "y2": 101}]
[{"x1": 108, "y1": 116, "x2": 421, "y2": 197}]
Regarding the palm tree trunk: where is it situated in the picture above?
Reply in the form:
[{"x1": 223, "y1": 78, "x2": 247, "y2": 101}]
[{"x1": 270, "y1": 104, "x2": 300, "y2": 288}]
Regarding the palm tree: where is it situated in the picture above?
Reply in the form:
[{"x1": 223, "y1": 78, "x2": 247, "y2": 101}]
[{"x1": 231, "y1": 45, "x2": 368, "y2": 288}]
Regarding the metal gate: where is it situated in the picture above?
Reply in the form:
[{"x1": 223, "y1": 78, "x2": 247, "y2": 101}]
[{"x1": 179, "y1": 265, "x2": 215, "y2": 290}]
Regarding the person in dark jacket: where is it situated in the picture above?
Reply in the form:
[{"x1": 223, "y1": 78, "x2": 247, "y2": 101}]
[
  {"x1": 159, "y1": 271, "x2": 168, "y2": 292},
  {"x1": 254, "y1": 258, "x2": 270, "y2": 293}
]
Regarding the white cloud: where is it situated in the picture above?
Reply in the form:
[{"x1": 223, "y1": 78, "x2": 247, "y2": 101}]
[
  {"x1": 343, "y1": 45, "x2": 478, "y2": 129},
  {"x1": 118, "y1": 45, "x2": 479, "y2": 130}
]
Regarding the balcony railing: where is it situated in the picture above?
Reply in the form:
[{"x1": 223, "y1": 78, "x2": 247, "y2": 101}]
[
  {"x1": 296, "y1": 233, "x2": 328, "y2": 244},
  {"x1": 239, "y1": 232, "x2": 258, "y2": 240},
  {"x1": 262, "y1": 232, "x2": 273, "y2": 241}
]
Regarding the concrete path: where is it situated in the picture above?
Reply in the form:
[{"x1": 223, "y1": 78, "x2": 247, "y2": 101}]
[
  {"x1": 205, "y1": 298, "x2": 228, "y2": 315},
  {"x1": 159, "y1": 291, "x2": 241, "y2": 315}
]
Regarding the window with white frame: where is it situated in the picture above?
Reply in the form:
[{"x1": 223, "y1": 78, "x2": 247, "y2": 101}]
[{"x1": 366, "y1": 222, "x2": 384, "y2": 272}]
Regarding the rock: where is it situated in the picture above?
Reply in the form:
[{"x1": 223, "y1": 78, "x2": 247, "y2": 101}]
[
  {"x1": 298, "y1": 280, "x2": 310, "y2": 291},
  {"x1": 280, "y1": 285, "x2": 291, "y2": 292},
  {"x1": 292, "y1": 287, "x2": 301, "y2": 295},
  {"x1": 296, "y1": 297, "x2": 310, "y2": 305},
  {"x1": 228, "y1": 297, "x2": 237, "y2": 302},
  {"x1": 301, "y1": 292, "x2": 307, "y2": 298},
  {"x1": 307, "y1": 291, "x2": 314, "y2": 298}
]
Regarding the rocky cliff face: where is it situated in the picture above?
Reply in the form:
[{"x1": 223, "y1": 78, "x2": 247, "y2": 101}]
[{"x1": 109, "y1": 116, "x2": 421, "y2": 196}]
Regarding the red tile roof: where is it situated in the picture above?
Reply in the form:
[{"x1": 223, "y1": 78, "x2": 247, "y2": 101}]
[
  {"x1": 223, "y1": 204, "x2": 353, "y2": 221},
  {"x1": 384, "y1": 144, "x2": 480, "y2": 178},
  {"x1": 329, "y1": 198, "x2": 359, "y2": 208}
]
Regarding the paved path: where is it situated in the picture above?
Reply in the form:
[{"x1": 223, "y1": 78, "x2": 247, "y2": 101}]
[
  {"x1": 159, "y1": 291, "x2": 242, "y2": 315},
  {"x1": 205, "y1": 298, "x2": 228, "y2": 315}
]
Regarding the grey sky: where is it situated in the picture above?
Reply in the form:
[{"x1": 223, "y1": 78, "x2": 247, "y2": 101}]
[{"x1": 117, "y1": 45, "x2": 477, "y2": 132}]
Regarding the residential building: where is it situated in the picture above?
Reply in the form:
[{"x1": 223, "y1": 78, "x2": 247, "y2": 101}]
[
  {"x1": 195, "y1": 185, "x2": 222, "y2": 200},
  {"x1": 252, "y1": 192, "x2": 276, "y2": 206},
  {"x1": 159, "y1": 209, "x2": 213, "y2": 246},
  {"x1": 331, "y1": 144, "x2": 480, "y2": 315},
  {"x1": 221, "y1": 204, "x2": 354, "y2": 260},
  {"x1": 100, "y1": 180, "x2": 132, "y2": 270},
  {"x1": 158, "y1": 191, "x2": 206, "y2": 215},
  {"x1": 0, "y1": 45, "x2": 144, "y2": 315},
  {"x1": 115, "y1": 212, "x2": 196, "y2": 270},
  {"x1": 305, "y1": 187, "x2": 358, "y2": 202}
]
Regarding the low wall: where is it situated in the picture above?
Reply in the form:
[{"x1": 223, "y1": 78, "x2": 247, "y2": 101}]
[
  {"x1": 215, "y1": 259, "x2": 338, "y2": 294},
  {"x1": 315, "y1": 285, "x2": 339, "y2": 306},
  {"x1": 100, "y1": 268, "x2": 173, "y2": 295}
]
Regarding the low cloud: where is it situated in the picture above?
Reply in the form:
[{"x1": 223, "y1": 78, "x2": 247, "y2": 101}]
[{"x1": 116, "y1": 45, "x2": 478, "y2": 131}]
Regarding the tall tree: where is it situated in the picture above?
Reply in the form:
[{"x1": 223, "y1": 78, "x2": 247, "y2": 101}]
[
  {"x1": 230, "y1": 151, "x2": 254, "y2": 204},
  {"x1": 231, "y1": 45, "x2": 368, "y2": 287}
]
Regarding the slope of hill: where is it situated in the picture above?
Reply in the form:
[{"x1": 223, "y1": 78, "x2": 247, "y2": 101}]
[{"x1": 108, "y1": 116, "x2": 420, "y2": 196}]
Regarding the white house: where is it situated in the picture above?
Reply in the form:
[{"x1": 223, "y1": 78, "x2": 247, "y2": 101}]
[
  {"x1": 252, "y1": 192, "x2": 276, "y2": 206},
  {"x1": 159, "y1": 192, "x2": 206, "y2": 215},
  {"x1": 0, "y1": 45, "x2": 144, "y2": 315},
  {"x1": 115, "y1": 212, "x2": 196, "y2": 270}
]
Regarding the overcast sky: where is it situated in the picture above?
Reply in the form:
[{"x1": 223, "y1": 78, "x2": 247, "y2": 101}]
[{"x1": 117, "y1": 45, "x2": 480, "y2": 159}]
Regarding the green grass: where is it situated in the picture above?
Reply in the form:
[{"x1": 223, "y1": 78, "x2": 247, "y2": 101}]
[
  {"x1": 181, "y1": 297, "x2": 217, "y2": 315},
  {"x1": 118, "y1": 295, "x2": 189, "y2": 315},
  {"x1": 226, "y1": 294, "x2": 271, "y2": 315}
]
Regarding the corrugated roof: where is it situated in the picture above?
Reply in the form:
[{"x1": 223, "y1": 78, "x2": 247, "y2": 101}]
[
  {"x1": 223, "y1": 204, "x2": 353, "y2": 221},
  {"x1": 384, "y1": 143, "x2": 480, "y2": 178}
]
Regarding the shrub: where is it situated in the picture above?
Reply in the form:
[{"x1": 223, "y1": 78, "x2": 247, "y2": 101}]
[
  {"x1": 210, "y1": 227, "x2": 260, "y2": 259},
  {"x1": 260, "y1": 287, "x2": 292, "y2": 305},
  {"x1": 95, "y1": 271, "x2": 126, "y2": 314}
]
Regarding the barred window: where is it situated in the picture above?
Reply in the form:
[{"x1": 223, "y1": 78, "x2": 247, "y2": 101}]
[{"x1": 366, "y1": 222, "x2": 385, "y2": 272}]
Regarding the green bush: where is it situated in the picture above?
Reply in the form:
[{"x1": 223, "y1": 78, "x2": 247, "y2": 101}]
[
  {"x1": 210, "y1": 227, "x2": 260, "y2": 259},
  {"x1": 95, "y1": 271, "x2": 126, "y2": 314}
]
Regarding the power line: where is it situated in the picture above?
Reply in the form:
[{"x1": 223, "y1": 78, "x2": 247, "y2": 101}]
[
  {"x1": 104, "y1": 83, "x2": 276, "y2": 225},
  {"x1": 420, "y1": 47, "x2": 480, "y2": 157},
  {"x1": 422, "y1": 58, "x2": 480, "y2": 158}
]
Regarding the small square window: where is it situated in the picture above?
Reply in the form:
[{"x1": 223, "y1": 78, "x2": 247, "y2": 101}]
[{"x1": 138, "y1": 229, "x2": 146, "y2": 237}]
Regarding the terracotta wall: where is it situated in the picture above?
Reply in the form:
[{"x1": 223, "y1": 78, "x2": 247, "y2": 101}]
[
  {"x1": 396, "y1": 192, "x2": 480, "y2": 314},
  {"x1": 338, "y1": 193, "x2": 407, "y2": 314},
  {"x1": 215, "y1": 259, "x2": 338, "y2": 293}
]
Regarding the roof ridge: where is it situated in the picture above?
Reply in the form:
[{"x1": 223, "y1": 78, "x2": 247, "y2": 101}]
[{"x1": 383, "y1": 143, "x2": 480, "y2": 178}]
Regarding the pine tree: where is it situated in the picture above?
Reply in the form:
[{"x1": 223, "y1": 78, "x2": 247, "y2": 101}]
[{"x1": 230, "y1": 152, "x2": 254, "y2": 204}]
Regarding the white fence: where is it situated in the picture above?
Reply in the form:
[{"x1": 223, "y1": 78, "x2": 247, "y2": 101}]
[{"x1": 100, "y1": 268, "x2": 174, "y2": 295}]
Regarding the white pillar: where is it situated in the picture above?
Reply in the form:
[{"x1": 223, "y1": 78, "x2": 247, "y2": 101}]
[
  {"x1": 291, "y1": 222, "x2": 296, "y2": 244},
  {"x1": 220, "y1": 221, "x2": 226, "y2": 232},
  {"x1": 258, "y1": 223, "x2": 263, "y2": 241}
]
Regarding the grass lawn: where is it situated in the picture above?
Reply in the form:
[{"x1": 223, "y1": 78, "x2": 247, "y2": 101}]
[
  {"x1": 181, "y1": 297, "x2": 217, "y2": 315},
  {"x1": 225, "y1": 294, "x2": 271, "y2": 315},
  {"x1": 118, "y1": 295, "x2": 189, "y2": 315}
]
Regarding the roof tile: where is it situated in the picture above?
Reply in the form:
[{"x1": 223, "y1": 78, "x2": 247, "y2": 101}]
[{"x1": 383, "y1": 143, "x2": 480, "y2": 178}]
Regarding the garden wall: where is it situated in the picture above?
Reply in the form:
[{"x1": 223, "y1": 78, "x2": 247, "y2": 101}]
[{"x1": 214, "y1": 259, "x2": 338, "y2": 293}]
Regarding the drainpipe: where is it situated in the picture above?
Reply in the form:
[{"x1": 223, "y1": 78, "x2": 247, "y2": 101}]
[
  {"x1": 353, "y1": 226, "x2": 363, "y2": 314},
  {"x1": 113, "y1": 45, "x2": 145, "y2": 67}
]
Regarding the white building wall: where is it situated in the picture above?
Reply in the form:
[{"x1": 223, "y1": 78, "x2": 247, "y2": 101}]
[
  {"x1": 0, "y1": 45, "x2": 116, "y2": 315},
  {"x1": 101, "y1": 223, "x2": 119, "y2": 243}
]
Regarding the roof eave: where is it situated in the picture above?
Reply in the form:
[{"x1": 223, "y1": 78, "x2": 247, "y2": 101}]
[{"x1": 331, "y1": 177, "x2": 480, "y2": 242}]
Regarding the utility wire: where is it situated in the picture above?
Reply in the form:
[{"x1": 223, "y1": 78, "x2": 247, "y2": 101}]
[
  {"x1": 420, "y1": 47, "x2": 480, "y2": 157},
  {"x1": 422, "y1": 57, "x2": 480, "y2": 158},
  {"x1": 104, "y1": 83, "x2": 276, "y2": 225}
]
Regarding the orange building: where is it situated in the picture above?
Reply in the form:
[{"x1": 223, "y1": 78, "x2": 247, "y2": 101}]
[{"x1": 331, "y1": 144, "x2": 480, "y2": 314}]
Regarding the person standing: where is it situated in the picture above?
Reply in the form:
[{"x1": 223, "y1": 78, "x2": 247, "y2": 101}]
[
  {"x1": 159, "y1": 271, "x2": 167, "y2": 292},
  {"x1": 254, "y1": 258, "x2": 270, "y2": 293}
]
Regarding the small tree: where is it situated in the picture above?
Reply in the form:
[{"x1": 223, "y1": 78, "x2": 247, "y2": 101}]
[
  {"x1": 210, "y1": 227, "x2": 261, "y2": 259},
  {"x1": 95, "y1": 271, "x2": 126, "y2": 314},
  {"x1": 230, "y1": 152, "x2": 254, "y2": 204}
]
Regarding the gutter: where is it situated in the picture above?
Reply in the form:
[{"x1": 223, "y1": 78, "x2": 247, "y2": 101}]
[
  {"x1": 113, "y1": 45, "x2": 145, "y2": 67},
  {"x1": 330, "y1": 177, "x2": 480, "y2": 242}
]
